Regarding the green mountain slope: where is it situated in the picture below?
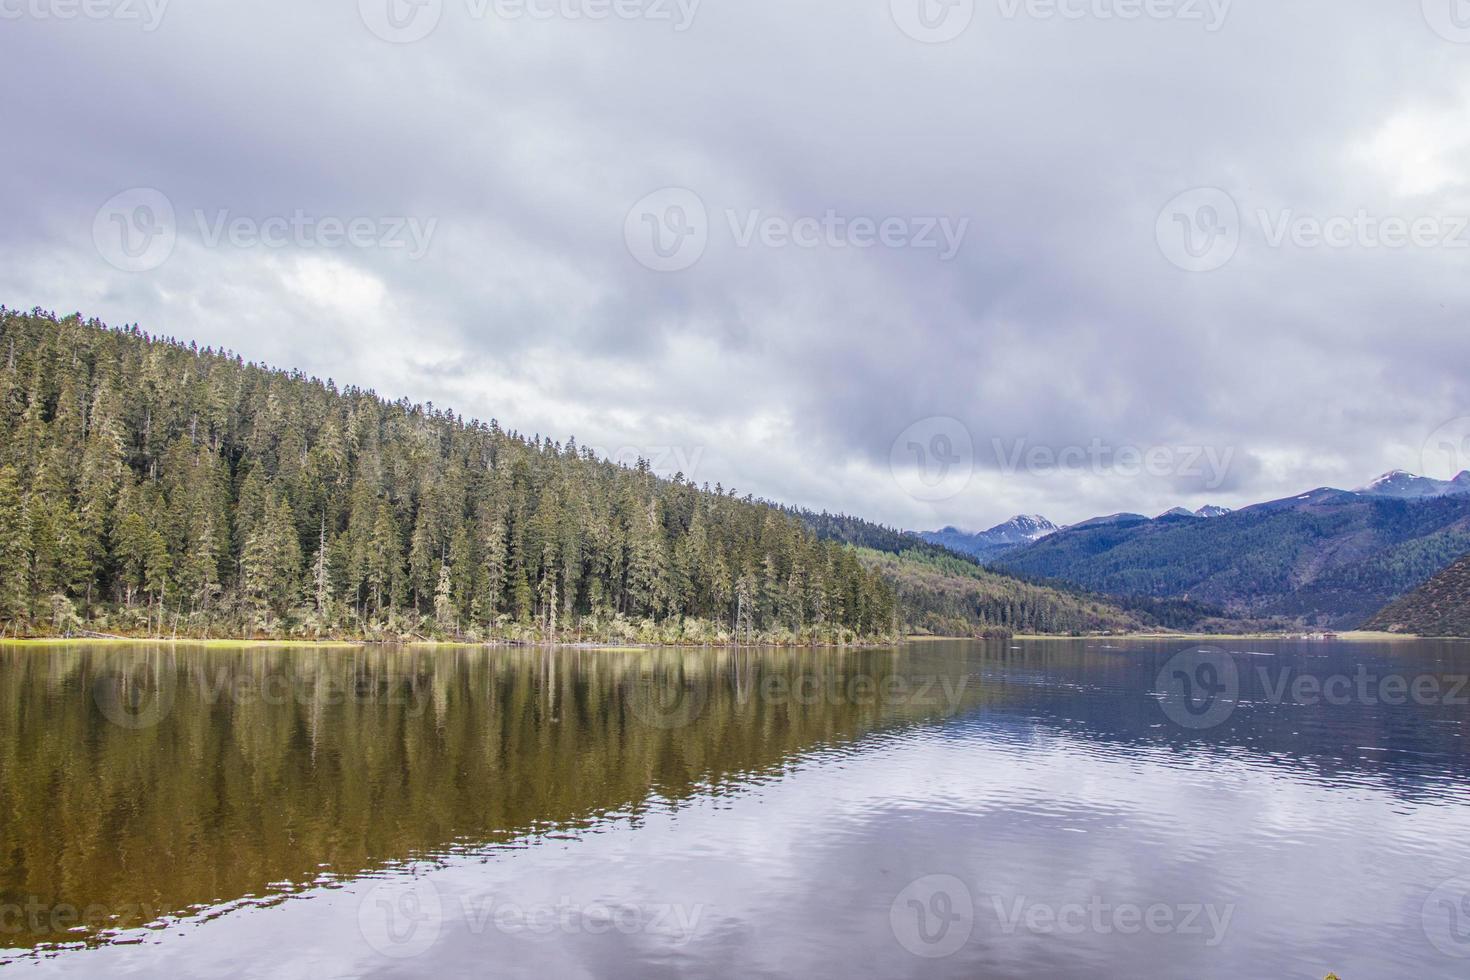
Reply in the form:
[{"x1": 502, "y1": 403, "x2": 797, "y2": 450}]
[
  {"x1": 993, "y1": 492, "x2": 1470, "y2": 628},
  {"x1": 1366, "y1": 552, "x2": 1470, "y2": 637},
  {"x1": 855, "y1": 547, "x2": 1142, "y2": 636},
  {"x1": 0, "y1": 309, "x2": 896, "y2": 642},
  {"x1": 791, "y1": 510, "x2": 1241, "y2": 635}
]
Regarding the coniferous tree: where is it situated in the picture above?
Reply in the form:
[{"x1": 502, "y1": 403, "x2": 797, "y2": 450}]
[
  {"x1": 0, "y1": 466, "x2": 30, "y2": 621},
  {"x1": 433, "y1": 558, "x2": 456, "y2": 631}
]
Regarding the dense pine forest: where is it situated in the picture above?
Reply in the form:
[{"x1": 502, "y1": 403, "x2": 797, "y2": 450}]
[{"x1": 0, "y1": 309, "x2": 899, "y2": 642}]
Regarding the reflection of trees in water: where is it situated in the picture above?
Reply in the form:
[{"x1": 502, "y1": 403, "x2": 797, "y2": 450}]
[{"x1": 0, "y1": 643, "x2": 984, "y2": 951}]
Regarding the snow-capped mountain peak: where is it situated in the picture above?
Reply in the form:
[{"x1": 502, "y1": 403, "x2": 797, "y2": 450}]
[
  {"x1": 1355, "y1": 470, "x2": 1470, "y2": 500},
  {"x1": 991, "y1": 514, "x2": 1058, "y2": 538},
  {"x1": 1360, "y1": 470, "x2": 1414, "y2": 491},
  {"x1": 917, "y1": 514, "x2": 1057, "y2": 560},
  {"x1": 1156, "y1": 505, "x2": 1232, "y2": 520}
]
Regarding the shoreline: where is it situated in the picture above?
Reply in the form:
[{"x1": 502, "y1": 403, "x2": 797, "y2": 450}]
[
  {"x1": 0, "y1": 636, "x2": 901, "y2": 651},
  {"x1": 3, "y1": 630, "x2": 1463, "y2": 649}
]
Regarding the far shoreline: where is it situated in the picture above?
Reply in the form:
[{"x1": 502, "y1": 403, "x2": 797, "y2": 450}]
[{"x1": 1010, "y1": 630, "x2": 1464, "y2": 642}]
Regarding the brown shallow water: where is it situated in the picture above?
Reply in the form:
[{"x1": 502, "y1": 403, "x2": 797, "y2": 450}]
[{"x1": 1, "y1": 638, "x2": 1469, "y2": 977}]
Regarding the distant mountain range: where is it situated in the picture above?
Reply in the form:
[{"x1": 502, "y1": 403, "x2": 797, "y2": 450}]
[
  {"x1": 976, "y1": 471, "x2": 1470, "y2": 628},
  {"x1": 921, "y1": 506, "x2": 1230, "y2": 561},
  {"x1": 792, "y1": 510, "x2": 1231, "y2": 635},
  {"x1": 814, "y1": 468, "x2": 1470, "y2": 635}
]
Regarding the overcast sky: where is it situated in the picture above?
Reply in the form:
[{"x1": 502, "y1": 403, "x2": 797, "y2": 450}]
[{"x1": 3, "y1": 0, "x2": 1469, "y2": 530}]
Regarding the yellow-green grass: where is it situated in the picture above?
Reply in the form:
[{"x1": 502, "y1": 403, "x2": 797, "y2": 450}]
[{"x1": 0, "y1": 637, "x2": 365, "y2": 649}]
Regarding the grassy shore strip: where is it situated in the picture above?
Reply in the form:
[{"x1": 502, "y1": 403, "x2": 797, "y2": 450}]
[{"x1": 0, "y1": 637, "x2": 366, "y2": 649}]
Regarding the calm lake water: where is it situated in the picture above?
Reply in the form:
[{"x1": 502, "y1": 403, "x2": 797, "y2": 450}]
[{"x1": 2, "y1": 638, "x2": 1469, "y2": 978}]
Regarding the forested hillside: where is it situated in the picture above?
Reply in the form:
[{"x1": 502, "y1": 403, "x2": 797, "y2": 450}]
[
  {"x1": 855, "y1": 547, "x2": 1142, "y2": 636},
  {"x1": 1366, "y1": 552, "x2": 1470, "y2": 637},
  {"x1": 793, "y1": 509, "x2": 1239, "y2": 635},
  {"x1": 0, "y1": 309, "x2": 897, "y2": 642}
]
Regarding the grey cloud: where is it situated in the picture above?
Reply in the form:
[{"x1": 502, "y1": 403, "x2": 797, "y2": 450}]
[{"x1": 1, "y1": 0, "x2": 1464, "y2": 530}]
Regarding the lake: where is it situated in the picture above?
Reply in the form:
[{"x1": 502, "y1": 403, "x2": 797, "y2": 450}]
[{"x1": 1, "y1": 638, "x2": 1468, "y2": 978}]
